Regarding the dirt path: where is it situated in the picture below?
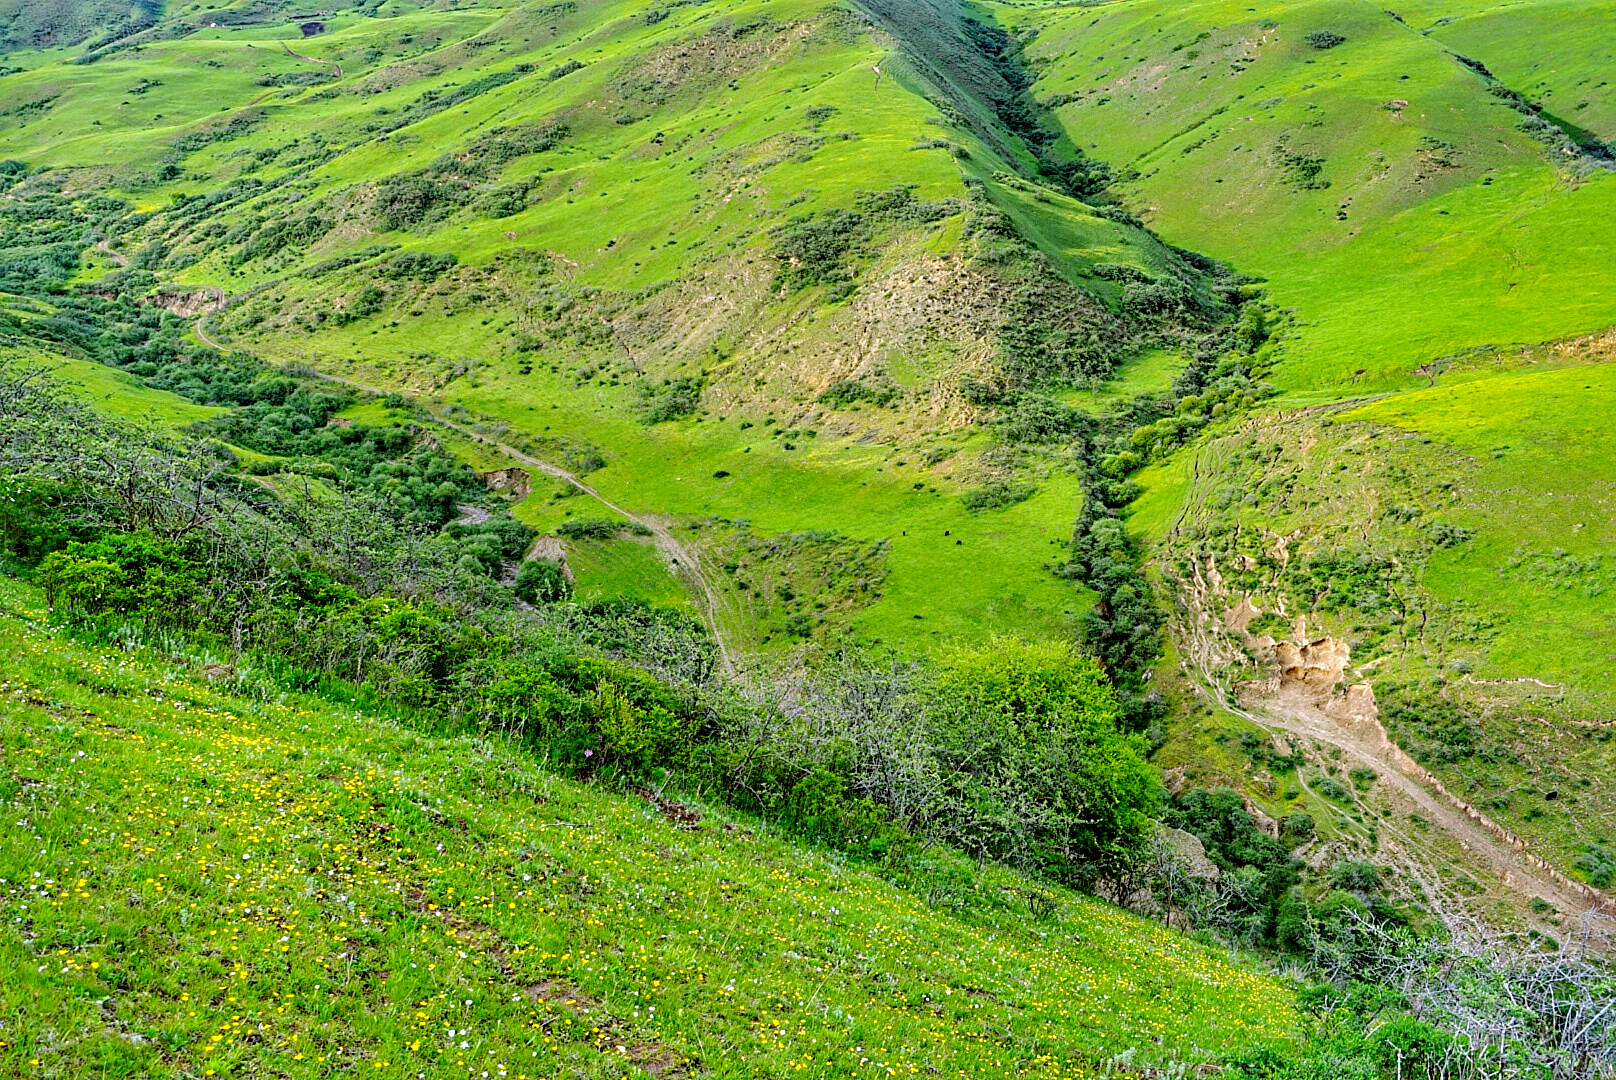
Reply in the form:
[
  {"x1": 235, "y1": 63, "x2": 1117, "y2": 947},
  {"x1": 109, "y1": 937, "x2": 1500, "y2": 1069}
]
[
  {"x1": 195, "y1": 321, "x2": 226, "y2": 351},
  {"x1": 191, "y1": 294, "x2": 229, "y2": 351},
  {"x1": 95, "y1": 236, "x2": 129, "y2": 268},
  {"x1": 307, "y1": 370, "x2": 736, "y2": 672},
  {"x1": 281, "y1": 42, "x2": 342, "y2": 78},
  {"x1": 1176, "y1": 584, "x2": 1598, "y2": 918}
]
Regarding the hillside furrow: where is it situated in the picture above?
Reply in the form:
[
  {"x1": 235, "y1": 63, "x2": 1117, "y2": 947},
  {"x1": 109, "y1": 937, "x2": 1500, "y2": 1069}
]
[{"x1": 1166, "y1": 433, "x2": 1606, "y2": 920}]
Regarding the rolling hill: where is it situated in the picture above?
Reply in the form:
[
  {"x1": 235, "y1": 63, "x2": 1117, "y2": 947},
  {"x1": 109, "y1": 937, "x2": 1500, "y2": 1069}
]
[{"x1": 2, "y1": 0, "x2": 1616, "y2": 1063}]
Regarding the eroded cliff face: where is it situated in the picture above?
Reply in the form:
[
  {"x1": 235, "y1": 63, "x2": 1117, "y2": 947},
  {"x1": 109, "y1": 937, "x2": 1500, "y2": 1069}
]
[{"x1": 1213, "y1": 595, "x2": 1615, "y2": 914}]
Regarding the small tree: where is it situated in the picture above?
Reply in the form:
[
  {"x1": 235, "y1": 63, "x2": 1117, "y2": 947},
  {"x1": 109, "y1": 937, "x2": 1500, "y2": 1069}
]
[{"x1": 925, "y1": 640, "x2": 1163, "y2": 882}]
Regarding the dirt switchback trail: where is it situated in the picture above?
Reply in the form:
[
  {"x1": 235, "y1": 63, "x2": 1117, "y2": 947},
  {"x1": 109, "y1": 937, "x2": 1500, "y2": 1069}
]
[
  {"x1": 1167, "y1": 439, "x2": 1607, "y2": 922},
  {"x1": 305, "y1": 369, "x2": 736, "y2": 673},
  {"x1": 445, "y1": 418, "x2": 738, "y2": 675}
]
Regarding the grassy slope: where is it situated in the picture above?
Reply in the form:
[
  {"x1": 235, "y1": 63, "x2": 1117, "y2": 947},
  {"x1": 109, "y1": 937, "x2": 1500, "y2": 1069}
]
[
  {"x1": 1346, "y1": 359, "x2": 1616, "y2": 698},
  {"x1": 9, "y1": 347, "x2": 226, "y2": 426},
  {"x1": 1407, "y1": 0, "x2": 1616, "y2": 144},
  {"x1": 0, "y1": 575, "x2": 1298, "y2": 1076},
  {"x1": 0, "y1": 0, "x2": 1161, "y2": 652},
  {"x1": 1018, "y1": 3, "x2": 1616, "y2": 682},
  {"x1": 1125, "y1": 352, "x2": 1616, "y2": 870},
  {"x1": 1012, "y1": 0, "x2": 1616, "y2": 392},
  {"x1": 994, "y1": 0, "x2": 1616, "y2": 879}
]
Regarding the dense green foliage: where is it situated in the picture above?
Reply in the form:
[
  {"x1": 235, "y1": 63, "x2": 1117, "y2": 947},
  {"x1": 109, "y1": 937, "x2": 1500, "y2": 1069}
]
[
  {"x1": 513, "y1": 558, "x2": 571, "y2": 604},
  {"x1": 1, "y1": 358, "x2": 1157, "y2": 894}
]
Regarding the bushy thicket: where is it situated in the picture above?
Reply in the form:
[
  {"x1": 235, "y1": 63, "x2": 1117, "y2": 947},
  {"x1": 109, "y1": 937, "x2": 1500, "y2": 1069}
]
[
  {"x1": 636, "y1": 375, "x2": 703, "y2": 423},
  {"x1": 0, "y1": 357, "x2": 1160, "y2": 891},
  {"x1": 699, "y1": 641, "x2": 1162, "y2": 881},
  {"x1": 4, "y1": 288, "x2": 498, "y2": 531}
]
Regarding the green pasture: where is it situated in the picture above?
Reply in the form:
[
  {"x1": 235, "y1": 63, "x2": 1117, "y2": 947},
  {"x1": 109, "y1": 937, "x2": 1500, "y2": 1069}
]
[
  {"x1": 28, "y1": 351, "x2": 227, "y2": 427},
  {"x1": 0, "y1": 575, "x2": 1299, "y2": 1077},
  {"x1": 563, "y1": 535, "x2": 691, "y2": 609},
  {"x1": 1009, "y1": 0, "x2": 1616, "y2": 391},
  {"x1": 1347, "y1": 360, "x2": 1616, "y2": 704},
  {"x1": 450, "y1": 363, "x2": 1094, "y2": 650}
]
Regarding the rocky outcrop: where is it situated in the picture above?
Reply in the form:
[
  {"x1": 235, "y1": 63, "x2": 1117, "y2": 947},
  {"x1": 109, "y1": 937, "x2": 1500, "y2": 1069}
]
[
  {"x1": 150, "y1": 289, "x2": 224, "y2": 318},
  {"x1": 1158, "y1": 825, "x2": 1220, "y2": 883},
  {"x1": 480, "y1": 467, "x2": 530, "y2": 498}
]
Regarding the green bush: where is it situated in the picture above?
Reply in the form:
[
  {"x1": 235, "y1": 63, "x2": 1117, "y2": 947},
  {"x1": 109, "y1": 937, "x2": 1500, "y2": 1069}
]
[
  {"x1": 770, "y1": 208, "x2": 866, "y2": 290},
  {"x1": 513, "y1": 559, "x2": 571, "y2": 604},
  {"x1": 1577, "y1": 842, "x2": 1616, "y2": 888},
  {"x1": 556, "y1": 517, "x2": 631, "y2": 540},
  {"x1": 927, "y1": 640, "x2": 1162, "y2": 876},
  {"x1": 1315, "y1": 775, "x2": 1351, "y2": 802},
  {"x1": 1329, "y1": 860, "x2": 1382, "y2": 894},
  {"x1": 37, "y1": 532, "x2": 204, "y2": 625},
  {"x1": 475, "y1": 663, "x2": 679, "y2": 775},
  {"x1": 637, "y1": 377, "x2": 702, "y2": 423},
  {"x1": 374, "y1": 174, "x2": 469, "y2": 231},
  {"x1": 817, "y1": 379, "x2": 896, "y2": 408},
  {"x1": 961, "y1": 480, "x2": 1037, "y2": 512},
  {"x1": 378, "y1": 252, "x2": 458, "y2": 281},
  {"x1": 996, "y1": 394, "x2": 1089, "y2": 444}
]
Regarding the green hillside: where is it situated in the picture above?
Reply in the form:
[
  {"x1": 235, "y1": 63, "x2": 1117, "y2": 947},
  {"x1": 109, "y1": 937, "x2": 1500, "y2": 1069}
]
[
  {"x1": 0, "y1": 0, "x2": 1219, "y2": 653},
  {"x1": 4, "y1": 0, "x2": 1616, "y2": 1071},
  {"x1": 1016, "y1": 0, "x2": 1616, "y2": 391},
  {"x1": 0, "y1": 575, "x2": 1298, "y2": 1077}
]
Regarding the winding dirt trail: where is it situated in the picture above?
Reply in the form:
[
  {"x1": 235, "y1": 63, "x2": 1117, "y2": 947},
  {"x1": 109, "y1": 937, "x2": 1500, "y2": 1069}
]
[
  {"x1": 447, "y1": 418, "x2": 737, "y2": 674},
  {"x1": 95, "y1": 236, "x2": 129, "y2": 268},
  {"x1": 181, "y1": 316, "x2": 734, "y2": 666},
  {"x1": 311, "y1": 369, "x2": 736, "y2": 672},
  {"x1": 195, "y1": 322, "x2": 226, "y2": 351},
  {"x1": 281, "y1": 41, "x2": 343, "y2": 78}
]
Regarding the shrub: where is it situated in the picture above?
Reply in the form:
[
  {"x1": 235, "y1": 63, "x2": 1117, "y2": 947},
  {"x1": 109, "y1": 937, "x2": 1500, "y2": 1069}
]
[
  {"x1": 803, "y1": 104, "x2": 837, "y2": 130},
  {"x1": 961, "y1": 480, "x2": 1037, "y2": 512},
  {"x1": 637, "y1": 376, "x2": 702, "y2": 424},
  {"x1": 1282, "y1": 811, "x2": 1315, "y2": 843},
  {"x1": 996, "y1": 278, "x2": 1125, "y2": 386},
  {"x1": 374, "y1": 175, "x2": 468, "y2": 231},
  {"x1": 1577, "y1": 843, "x2": 1616, "y2": 888},
  {"x1": 336, "y1": 285, "x2": 387, "y2": 325},
  {"x1": 378, "y1": 252, "x2": 458, "y2": 281},
  {"x1": 556, "y1": 517, "x2": 630, "y2": 540},
  {"x1": 1315, "y1": 775, "x2": 1351, "y2": 802},
  {"x1": 477, "y1": 185, "x2": 529, "y2": 219},
  {"x1": 1329, "y1": 860, "x2": 1381, "y2": 894},
  {"x1": 1275, "y1": 145, "x2": 1329, "y2": 190},
  {"x1": 1090, "y1": 262, "x2": 1154, "y2": 284},
  {"x1": 37, "y1": 532, "x2": 204, "y2": 625},
  {"x1": 1427, "y1": 520, "x2": 1474, "y2": 547},
  {"x1": 1305, "y1": 31, "x2": 1345, "y2": 49},
  {"x1": 770, "y1": 208, "x2": 866, "y2": 290},
  {"x1": 926, "y1": 640, "x2": 1162, "y2": 877},
  {"x1": 853, "y1": 185, "x2": 962, "y2": 223},
  {"x1": 236, "y1": 214, "x2": 331, "y2": 263},
  {"x1": 996, "y1": 394, "x2": 1089, "y2": 444},
  {"x1": 479, "y1": 655, "x2": 698, "y2": 777},
  {"x1": 817, "y1": 379, "x2": 896, "y2": 408}
]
